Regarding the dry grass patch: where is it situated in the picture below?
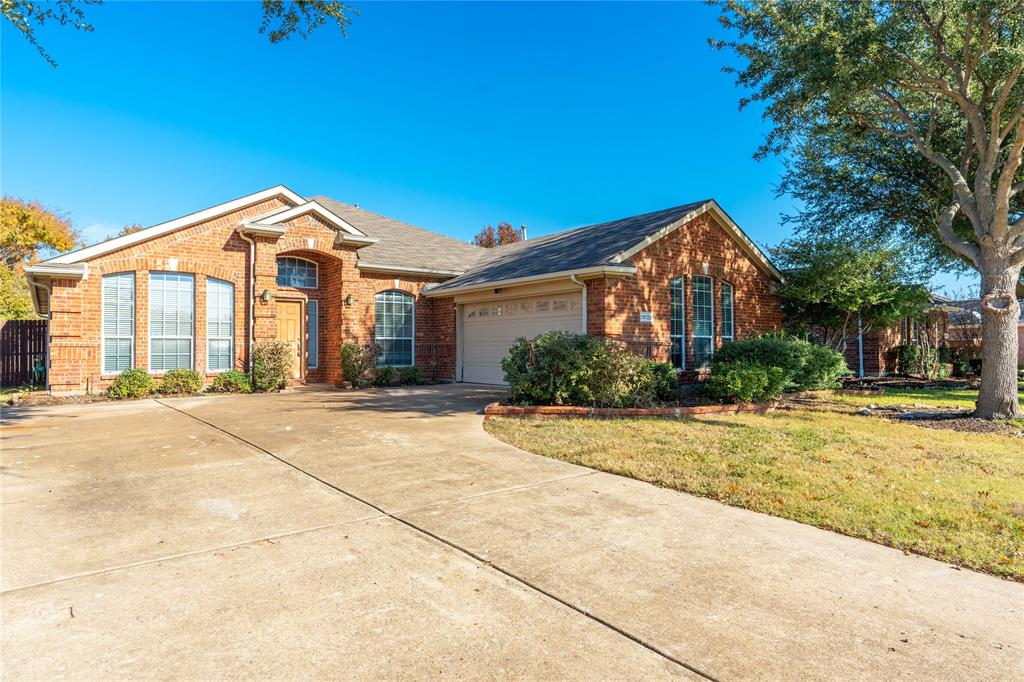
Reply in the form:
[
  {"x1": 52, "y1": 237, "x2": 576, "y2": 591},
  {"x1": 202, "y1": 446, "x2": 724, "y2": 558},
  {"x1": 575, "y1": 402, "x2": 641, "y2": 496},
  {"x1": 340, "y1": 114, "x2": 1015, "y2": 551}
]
[{"x1": 485, "y1": 410, "x2": 1024, "y2": 580}]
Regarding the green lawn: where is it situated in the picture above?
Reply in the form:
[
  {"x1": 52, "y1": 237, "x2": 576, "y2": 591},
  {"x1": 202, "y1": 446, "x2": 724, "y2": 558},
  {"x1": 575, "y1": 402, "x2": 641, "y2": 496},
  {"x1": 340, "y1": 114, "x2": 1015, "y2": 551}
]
[
  {"x1": 486, "y1": 410, "x2": 1024, "y2": 580},
  {"x1": 828, "y1": 383, "x2": 1023, "y2": 410}
]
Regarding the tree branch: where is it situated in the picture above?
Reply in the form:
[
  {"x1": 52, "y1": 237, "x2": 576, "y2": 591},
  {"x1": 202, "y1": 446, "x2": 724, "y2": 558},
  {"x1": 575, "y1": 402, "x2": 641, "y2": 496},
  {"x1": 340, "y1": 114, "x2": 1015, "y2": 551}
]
[{"x1": 936, "y1": 200, "x2": 981, "y2": 267}]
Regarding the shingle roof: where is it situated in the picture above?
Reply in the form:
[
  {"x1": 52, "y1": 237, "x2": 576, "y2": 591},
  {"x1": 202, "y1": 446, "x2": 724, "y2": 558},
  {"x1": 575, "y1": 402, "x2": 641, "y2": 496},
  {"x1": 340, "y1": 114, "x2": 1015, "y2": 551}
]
[
  {"x1": 947, "y1": 298, "x2": 1024, "y2": 323},
  {"x1": 427, "y1": 200, "x2": 715, "y2": 292},
  {"x1": 312, "y1": 195, "x2": 485, "y2": 273}
]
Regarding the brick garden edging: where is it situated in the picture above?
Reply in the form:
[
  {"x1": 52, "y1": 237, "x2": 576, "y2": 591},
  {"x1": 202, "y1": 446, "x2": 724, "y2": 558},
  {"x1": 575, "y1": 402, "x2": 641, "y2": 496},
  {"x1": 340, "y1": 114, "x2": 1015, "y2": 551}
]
[{"x1": 483, "y1": 401, "x2": 777, "y2": 419}]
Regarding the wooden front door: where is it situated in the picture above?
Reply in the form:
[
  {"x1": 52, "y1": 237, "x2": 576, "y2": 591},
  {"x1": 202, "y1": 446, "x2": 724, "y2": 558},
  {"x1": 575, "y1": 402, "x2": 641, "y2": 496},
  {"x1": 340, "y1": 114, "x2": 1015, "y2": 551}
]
[{"x1": 276, "y1": 300, "x2": 304, "y2": 380}]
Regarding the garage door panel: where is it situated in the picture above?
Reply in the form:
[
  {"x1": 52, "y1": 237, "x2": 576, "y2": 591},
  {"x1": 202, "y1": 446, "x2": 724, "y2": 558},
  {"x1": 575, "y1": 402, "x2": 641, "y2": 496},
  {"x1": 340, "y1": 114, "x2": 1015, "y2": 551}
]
[{"x1": 462, "y1": 294, "x2": 583, "y2": 385}]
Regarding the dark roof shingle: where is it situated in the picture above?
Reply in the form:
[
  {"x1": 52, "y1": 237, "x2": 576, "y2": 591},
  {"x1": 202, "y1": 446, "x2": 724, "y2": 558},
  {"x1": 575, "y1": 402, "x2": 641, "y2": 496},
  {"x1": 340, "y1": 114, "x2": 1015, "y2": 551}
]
[
  {"x1": 312, "y1": 195, "x2": 485, "y2": 273},
  {"x1": 427, "y1": 200, "x2": 712, "y2": 292}
]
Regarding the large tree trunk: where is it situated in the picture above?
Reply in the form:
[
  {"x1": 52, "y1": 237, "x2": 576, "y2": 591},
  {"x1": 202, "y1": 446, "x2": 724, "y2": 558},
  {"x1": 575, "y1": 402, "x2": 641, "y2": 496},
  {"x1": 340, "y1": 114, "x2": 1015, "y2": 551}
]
[{"x1": 975, "y1": 258, "x2": 1023, "y2": 420}]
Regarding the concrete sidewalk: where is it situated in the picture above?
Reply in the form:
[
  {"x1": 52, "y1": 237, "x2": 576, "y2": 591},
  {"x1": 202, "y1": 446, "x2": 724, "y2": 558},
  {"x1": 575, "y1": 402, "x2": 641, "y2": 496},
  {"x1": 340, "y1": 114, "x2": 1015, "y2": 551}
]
[{"x1": 2, "y1": 384, "x2": 1021, "y2": 679}]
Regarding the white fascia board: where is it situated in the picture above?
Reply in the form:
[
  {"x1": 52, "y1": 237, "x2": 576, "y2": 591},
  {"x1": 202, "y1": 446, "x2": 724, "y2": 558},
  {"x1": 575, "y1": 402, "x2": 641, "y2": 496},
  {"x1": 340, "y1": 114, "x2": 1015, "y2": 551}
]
[
  {"x1": 338, "y1": 234, "x2": 380, "y2": 246},
  {"x1": 422, "y1": 265, "x2": 636, "y2": 297},
  {"x1": 251, "y1": 200, "x2": 367, "y2": 237},
  {"x1": 25, "y1": 263, "x2": 88, "y2": 279},
  {"x1": 610, "y1": 201, "x2": 784, "y2": 282},
  {"x1": 357, "y1": 261, "x2": 463, "y2": 277},
  {"x1": 238, "y1": 223, "x2": 287, "y2": 238},
  {"x1": 45, "y1": 185, "x2": 304, "y2": 265}
]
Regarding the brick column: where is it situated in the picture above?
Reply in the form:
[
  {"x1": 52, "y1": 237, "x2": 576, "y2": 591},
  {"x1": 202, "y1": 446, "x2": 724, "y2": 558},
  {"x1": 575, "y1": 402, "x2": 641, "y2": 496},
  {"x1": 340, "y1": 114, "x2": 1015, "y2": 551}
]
[{"x1": 252, "y1": 236, "x2": 280, "y2": 345}]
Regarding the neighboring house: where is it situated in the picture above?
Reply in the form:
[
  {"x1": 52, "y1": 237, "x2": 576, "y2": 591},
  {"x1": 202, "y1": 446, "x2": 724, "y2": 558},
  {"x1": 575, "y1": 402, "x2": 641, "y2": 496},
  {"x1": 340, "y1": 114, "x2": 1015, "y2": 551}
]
[
  {"x1": 833, "y1": 294, "x2": 956, "y2": 377},
  {"x1": 25, "y1": 186, "x2": 783, "y2": 394},
  {"x1": 945, "y1": 297, "x2": 1024, "y2": 364}
]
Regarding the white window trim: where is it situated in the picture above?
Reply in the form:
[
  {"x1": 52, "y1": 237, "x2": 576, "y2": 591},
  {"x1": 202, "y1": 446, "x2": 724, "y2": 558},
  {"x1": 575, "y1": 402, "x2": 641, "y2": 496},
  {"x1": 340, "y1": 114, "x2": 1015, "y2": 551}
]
[
  {"x1": 721, "y1": 281, "x2": 735, "y2": 342},
  {"x1": 692, "y1": 275, "x2": 715, "y2": 369},
  {"x1": 276, "y1": 256, "x2": 319, "y2": 289},
  {"x1": 206, "y1": 278, "x2": 234, "y2": 374},
  {"x1": 670, "y1": 276, "x2": 686, "y2": 370},
  {"x1": 375, "y1": 290, "x2": 415, "y2": 368},
  {"x1": 101, "y1": 272, "x2": 135, "y2": 375},
  {"x1": 307, "y1": 299, "x2": 319, "y2": 369},
  {"x1": 149, "y1": 272, "x2": 195, "y2": 374}
]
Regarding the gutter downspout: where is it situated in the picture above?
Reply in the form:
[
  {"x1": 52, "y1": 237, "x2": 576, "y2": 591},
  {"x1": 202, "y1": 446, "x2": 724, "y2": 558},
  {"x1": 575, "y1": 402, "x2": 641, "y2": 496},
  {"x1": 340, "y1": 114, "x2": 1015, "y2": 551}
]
[
  {"x1": 857, "y1": 316, "x2": 865, "y2": 378},
  {"x1": 569, "y1": 274, "x2": 587, "y2": 334},
  {"x1": 238, "y1": 230, "x2": 257, "y2": 372}
]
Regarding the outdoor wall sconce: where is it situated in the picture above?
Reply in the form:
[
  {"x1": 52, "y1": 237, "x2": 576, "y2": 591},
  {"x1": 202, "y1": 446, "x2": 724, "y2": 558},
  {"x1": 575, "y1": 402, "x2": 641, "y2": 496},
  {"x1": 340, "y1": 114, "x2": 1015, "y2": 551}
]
[
  {"x1": 344, "y1": 293, "x2": 355, "y2": 306},
  {"x1": 260, "y1": 289, "x2": 273, "y2": 304}
]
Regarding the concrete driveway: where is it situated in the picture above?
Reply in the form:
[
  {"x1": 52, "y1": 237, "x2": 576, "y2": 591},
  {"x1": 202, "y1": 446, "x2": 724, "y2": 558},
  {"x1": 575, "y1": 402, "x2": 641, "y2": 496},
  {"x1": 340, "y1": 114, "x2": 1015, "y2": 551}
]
[{"x1": 1, "y1": 384, "x2": 1020, "y2": 680}]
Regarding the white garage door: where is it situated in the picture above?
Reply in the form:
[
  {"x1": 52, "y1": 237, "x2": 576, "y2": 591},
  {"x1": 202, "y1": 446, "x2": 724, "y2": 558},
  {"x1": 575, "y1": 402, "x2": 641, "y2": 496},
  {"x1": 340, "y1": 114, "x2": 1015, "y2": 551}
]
[{"x1": 461, "y1": 292, "x2": 583, "y2": 384}]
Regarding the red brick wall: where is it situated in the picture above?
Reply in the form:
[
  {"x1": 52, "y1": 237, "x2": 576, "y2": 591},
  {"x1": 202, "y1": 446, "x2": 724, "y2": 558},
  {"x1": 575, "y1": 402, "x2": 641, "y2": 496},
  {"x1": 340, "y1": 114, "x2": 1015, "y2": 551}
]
[
  {"x1": 45, "y1": 201, "x2": 457, "y2": 394},
  {"x1": 588, "y1": 213, "x2": 781, "y2": 371}
]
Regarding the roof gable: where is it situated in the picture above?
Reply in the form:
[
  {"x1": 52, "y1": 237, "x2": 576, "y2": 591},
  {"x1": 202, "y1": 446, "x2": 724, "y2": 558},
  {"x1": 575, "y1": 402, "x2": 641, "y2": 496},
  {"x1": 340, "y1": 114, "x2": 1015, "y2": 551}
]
[{"x1": 45, "y1": 185, "x2": 305, "y2": 265}]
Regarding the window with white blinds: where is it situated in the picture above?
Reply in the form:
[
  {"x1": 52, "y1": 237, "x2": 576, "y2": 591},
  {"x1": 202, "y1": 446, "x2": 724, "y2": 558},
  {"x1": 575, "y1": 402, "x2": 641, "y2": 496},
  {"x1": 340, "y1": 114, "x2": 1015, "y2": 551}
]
[
  {"x1": 206, "y1": 278, "x2": 233, "y2": 372},
  {"x1": 670, "y1": 277, "x2": 685, "y2": 370},
  {"x1": 721, "y1": 282, "x2": 735, "y2": 342},
  {"x1": 149, "y1": 272, "x2": 194, "y2": 371},
  {"x1": 692, "y1": 275, "x2": 714, "y2": 369},
  {"x1": 102, "y1": 273, "x2": 135, "y2": 373}
]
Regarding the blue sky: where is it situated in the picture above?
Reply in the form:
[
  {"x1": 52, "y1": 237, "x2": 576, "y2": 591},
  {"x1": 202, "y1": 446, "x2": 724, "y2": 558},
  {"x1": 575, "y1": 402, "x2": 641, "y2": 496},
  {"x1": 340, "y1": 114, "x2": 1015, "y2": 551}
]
[{"x1": 1, "y1": 1, "x2": 975, "y2": 295}]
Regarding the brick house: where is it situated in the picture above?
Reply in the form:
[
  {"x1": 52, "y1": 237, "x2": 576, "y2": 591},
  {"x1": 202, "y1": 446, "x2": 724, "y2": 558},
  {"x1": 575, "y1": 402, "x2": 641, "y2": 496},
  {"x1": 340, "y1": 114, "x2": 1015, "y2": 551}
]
[{"x1": 25, "y1": 186, "x2": 783, "y2": 394}]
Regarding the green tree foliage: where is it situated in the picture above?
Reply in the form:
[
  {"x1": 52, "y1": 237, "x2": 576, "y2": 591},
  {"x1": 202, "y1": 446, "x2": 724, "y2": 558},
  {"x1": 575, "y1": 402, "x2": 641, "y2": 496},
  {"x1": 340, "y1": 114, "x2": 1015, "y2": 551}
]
[
  {"x1": 472, "y1": 221, "x2": 523, "y2": 248},
  {"x1": 3, "y1": 0, "x2": 357, "y2": 67},
  {"x1": 771, "y1": 237, "x2": 930, "y2": 349},
  {"x1": 1, "y1": 197, "x2": 80, "y2": 320},
  {"x1": 714, "y1": 0, "x2": 1024, "y2": 418}
]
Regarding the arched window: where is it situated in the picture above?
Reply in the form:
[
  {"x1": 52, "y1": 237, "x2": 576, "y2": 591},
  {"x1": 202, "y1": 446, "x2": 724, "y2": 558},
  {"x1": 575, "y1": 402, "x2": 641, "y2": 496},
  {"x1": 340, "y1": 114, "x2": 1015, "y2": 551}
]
[
  {"x1": 276, "y1": 257, "x2": 318, "y2": 289},
  {"x1": 375, "y1": 290, "x2": 414, "y2": 367}
]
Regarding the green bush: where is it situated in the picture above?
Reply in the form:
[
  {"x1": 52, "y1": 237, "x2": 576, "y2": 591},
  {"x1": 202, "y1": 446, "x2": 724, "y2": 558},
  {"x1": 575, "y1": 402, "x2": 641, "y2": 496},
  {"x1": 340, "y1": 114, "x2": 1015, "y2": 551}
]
[
  {"x1": 107, "y1": 368, "x2": 156, "y2": 399},
  {"x1": 501, "y1": 331, "x2": 673, "y2": 407},
  {"x1": 340, "y1": 342, "x2": 380, "y2": 386},
  {"x1": 795, "y1": 343, "x2": 848, "y2": 390},
  {"x1": 252, "y1": 341, "x2": 292, "y2": 391},
  {"x1": 651, "y1": 362, "x2": 679, "y2": 402},
  {"x1": 158, "y1": 369, "x2": 203, "y2": 395},
  {"x1": 400, "y1": 366, "x2": 425, "y2": 385},
  {"x1": 374, "y1": 365, "x2": 399, "y2": 386},
  {"x1": 712, "y1": 333, "x2": 846, "y2": 392},
  {"x1": 893, "y1": 344, "x2": 921, "y2": 376},
  {"x1": 209, "y1": 370, "x2": 253, "y2": 393},
  {"x1": 707, "y1": 360, "x2": 788, "y2": 403}
]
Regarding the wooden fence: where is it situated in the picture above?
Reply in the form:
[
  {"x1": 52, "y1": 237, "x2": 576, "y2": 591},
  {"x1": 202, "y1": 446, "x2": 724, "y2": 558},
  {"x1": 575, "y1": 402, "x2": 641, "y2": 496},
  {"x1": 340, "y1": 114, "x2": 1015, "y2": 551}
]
[{"x1": 1, "y1": 320, "x2": 47, "y2": 387}]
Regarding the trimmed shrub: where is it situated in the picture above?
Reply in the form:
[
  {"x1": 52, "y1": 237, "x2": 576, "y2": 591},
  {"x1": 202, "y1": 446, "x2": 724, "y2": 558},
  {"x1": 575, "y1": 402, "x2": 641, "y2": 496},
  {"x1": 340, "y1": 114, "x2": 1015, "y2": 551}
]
[
  {"x1": 210, "y1": 370, "x2": 253, "y2": 394},
  {"x1": 893, "y1": 344, "x2": 921, "y2": 376},
  {"x1": 158, "y1": 369, "x2": 203, "y2": 395},
  {"x1": 374, "y1": 365, "x2": 399, "y2": 386},
  {"x1": 107, "y1": 368, "x2": 156, "y2": 399},
  {"x1": 502, "y1": 331, "x2": 673, "y2": 407},
  {"x1": 707, "y1": 360, "x2": 787, "y2": 403},
  {"x1": 340, "y1": 342, "x2": 380, "y2": 386},
  {"x1": 795, "y1": 343, "x2": 848, "y2": 390},
  {"x1": 712, "y1": 333, "x2": 846, "y2": 393},
  {"x1": 252, "y1": 341, "x2": 292, "y2": 391},
  {"x1": 651, "y1": 362, "x2": 679, "y2": 402},
  {"x1": 400, "y1": 366, "x2": 425, "y2": 385}
]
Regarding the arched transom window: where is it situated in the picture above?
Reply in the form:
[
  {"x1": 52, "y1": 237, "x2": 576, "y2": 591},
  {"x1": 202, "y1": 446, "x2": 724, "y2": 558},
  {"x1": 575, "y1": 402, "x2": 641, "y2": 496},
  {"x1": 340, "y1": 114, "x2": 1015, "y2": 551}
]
[
  {"x1": 375, "y1": 290, "x2": 414, "y2": 367},
  {"x1": 276, "y1": 257, "x2": 318, "y2": 289}
]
